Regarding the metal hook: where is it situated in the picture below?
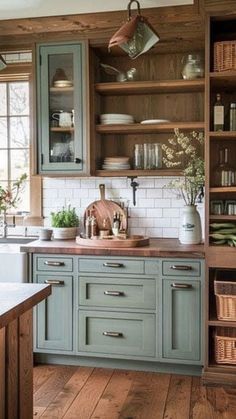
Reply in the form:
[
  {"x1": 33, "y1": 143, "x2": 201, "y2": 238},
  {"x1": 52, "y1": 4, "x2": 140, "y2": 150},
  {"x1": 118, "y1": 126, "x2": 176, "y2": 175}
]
[
  {"x1": 128, "y1": 176, "x2": 139, "y2": 206},
  {"x1": 127, "y1": 0, "x2": 141, "y2": 20}
]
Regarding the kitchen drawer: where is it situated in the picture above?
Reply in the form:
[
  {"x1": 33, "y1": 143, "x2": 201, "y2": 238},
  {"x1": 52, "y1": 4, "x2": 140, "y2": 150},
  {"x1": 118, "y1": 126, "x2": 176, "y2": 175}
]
[
  {"x1": 78, "y1": 277, "x2": 156, "y2": 309},
  {"x1": 35, "y1": 255, "x2": 73, "y2": 272},
  {"x1": 162, "y1": 260, "x2": 201, "y2": 277},
  {"x1": 78, "y1": 311, "x2": 155, "y2": 357},
  {"x1": 78, "y1": 258, "x2": 144, "y2": 275}
]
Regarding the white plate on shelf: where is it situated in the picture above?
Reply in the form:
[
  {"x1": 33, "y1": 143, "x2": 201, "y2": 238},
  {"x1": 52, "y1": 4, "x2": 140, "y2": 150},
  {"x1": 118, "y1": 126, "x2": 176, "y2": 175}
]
[
  {"x1": 101, "y1": 120, "x2": 134, "y2": 125},
  {"x1": 100, "y1": 113, "x2": 134, "y2": 120},
  {"x1": 140, "y1": 119, "x2": 170, "y2": 124}
]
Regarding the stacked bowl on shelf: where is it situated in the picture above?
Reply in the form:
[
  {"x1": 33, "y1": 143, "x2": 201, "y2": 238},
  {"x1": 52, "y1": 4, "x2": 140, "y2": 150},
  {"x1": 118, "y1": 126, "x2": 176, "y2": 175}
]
[
  {"x1": 102, "y1": 156, "x2": 130, "y2": 170},
  {"x1": 100, "y1": 113, "x2": 134, "y2": 125}
]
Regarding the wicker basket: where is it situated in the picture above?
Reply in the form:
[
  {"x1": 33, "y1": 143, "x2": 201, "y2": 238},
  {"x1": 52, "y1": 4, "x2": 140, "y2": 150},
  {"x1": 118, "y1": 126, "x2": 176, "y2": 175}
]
[
  {"x1": 215, "y1": 328, "x2": 236, "y2": 364},
  {"x1": 214, "y1": 40, "x2": 236, "y2": 72},
  {"x1": 214, "y1": 280, "x2": 236, "y2": 321}
]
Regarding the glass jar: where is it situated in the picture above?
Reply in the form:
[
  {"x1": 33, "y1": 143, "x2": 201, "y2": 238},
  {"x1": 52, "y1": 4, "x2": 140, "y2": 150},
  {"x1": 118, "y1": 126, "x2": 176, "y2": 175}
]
[
  {"x1": 214, "y1": 147, "x2": 236, "y2": 187},
  {"x1": 181, "y1": 54, "x2": 204, "y2": 80},
  {"x1": 133, "y1": 144, "x2": 143, "y2": 169}
]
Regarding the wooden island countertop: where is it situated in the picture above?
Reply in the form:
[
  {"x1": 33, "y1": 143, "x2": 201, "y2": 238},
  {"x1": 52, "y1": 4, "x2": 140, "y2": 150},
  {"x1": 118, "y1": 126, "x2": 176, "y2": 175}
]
[
  {"x1": 0, "y1": 283, "x2": 51, "y2": 419},
  {"x1": 21, "y1": 238, "x2": 205, "y2": 258}
]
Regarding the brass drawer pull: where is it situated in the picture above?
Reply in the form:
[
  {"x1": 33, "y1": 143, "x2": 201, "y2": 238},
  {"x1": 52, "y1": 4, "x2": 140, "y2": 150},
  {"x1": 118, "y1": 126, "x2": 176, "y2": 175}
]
[
  {"x1": 103, "y1": 262, "x2": 124, "y2": 268},
  {"x1": 170, "y1": 265, "x2": 193, "y2": 271},
  {"x1": 103, "y1": 331, "x2": 123, "y2": 338},
  {"x1": 44, "y1": 261, "x2": 65, "y2": 267},
  {"x1": 104, "y1": 291, "x2": 125, "y2": 296},
  {"x1": 171, "y1": 283, "x2": 192, "y2": 289},
  {"x1": 44, "y1": 279, "x2": 65, "y2": 286}
]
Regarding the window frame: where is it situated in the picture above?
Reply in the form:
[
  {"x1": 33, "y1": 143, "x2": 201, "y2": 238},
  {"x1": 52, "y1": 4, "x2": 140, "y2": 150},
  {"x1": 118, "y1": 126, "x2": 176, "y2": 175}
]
[{"x1": 0, "y1": 60, "x2": 43, "y2": 226}]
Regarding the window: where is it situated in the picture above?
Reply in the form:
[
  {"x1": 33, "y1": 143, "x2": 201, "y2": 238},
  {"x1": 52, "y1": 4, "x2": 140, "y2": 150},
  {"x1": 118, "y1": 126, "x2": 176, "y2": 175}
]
[
  {"x1": 0, "y1": 80, "x2": 30, "y2": 212},
  {"x1": 0, "y1": 49, "x2": 42, "y2": 225}
]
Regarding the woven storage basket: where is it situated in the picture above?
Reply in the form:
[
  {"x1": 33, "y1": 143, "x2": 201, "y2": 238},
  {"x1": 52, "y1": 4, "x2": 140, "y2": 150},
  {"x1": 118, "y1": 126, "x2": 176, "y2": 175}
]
[
  {"x1": 214, "y1": 41, "x2": 236, "y2": 71},
  {"x1": 214, "y1": 280, "x2": 236, "y2": 321},
  {"x1": 215, "y1": 327, "x2": 236, "y2": 364}
]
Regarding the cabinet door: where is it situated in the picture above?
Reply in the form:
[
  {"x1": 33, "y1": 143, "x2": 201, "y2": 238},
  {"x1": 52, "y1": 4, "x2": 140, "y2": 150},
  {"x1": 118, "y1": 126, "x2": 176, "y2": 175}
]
[
  {"x1": 37, "y1": 42, "x2": 87, "y2": 174},
  {"x1": 162, "y1": 279, "x2": 201, "y2": 362},
  {"x1": 35, "y1": 275, "x2": 73, "y2": 351}
]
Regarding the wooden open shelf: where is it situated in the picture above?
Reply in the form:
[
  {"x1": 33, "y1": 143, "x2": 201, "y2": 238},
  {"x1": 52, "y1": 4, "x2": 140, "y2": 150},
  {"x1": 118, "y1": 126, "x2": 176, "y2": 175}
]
[
  {"x1": 210, "y1": 71, "x2": 236, "y2": 90},
  {"x1": 210, "y1": 187, "x2": 236, "y2": 193},
  {"x1": 95, "y1": 169, "x2": 183, "y2": 177},
  {"x1": 95, "y1": 79, "x2": 205, "y2": 95},
  {"x1": 209, "y1": 215, "x2": 236, "y2": 220},
  {"x1": 96, "y1": 122, "x2": 205, "y2": 134},
  {"x1": 209, "y1": 131, "x2": 236, "y2": 140},
  {"x1": 208, "y1": 318, "x2": 236, "y2": 327}
]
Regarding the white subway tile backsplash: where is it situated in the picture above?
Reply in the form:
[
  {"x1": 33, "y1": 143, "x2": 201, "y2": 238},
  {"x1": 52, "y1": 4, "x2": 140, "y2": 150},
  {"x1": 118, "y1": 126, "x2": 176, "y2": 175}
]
[
  {"x1": 146, "y1": 208, "x2": 162, "y2": 218},
  {"x1": 42, "y1": 177, "x2": 205, "y2": 239},
  {"x1": 146, "y1": 188, "x2": 162, "y2": 198}
]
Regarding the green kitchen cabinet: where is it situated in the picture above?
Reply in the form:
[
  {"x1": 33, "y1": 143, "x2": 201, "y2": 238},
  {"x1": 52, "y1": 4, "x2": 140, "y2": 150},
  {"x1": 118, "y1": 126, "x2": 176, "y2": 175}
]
[
  {"x1": 36, "y1": 41, "x2": 88, "y2": 174},
  {"x1": 35, "y1": 274, "x2": 73, "y2": 351},
  {"x1": 161, "y1": 261, "x2": 203, "y2": 364}
]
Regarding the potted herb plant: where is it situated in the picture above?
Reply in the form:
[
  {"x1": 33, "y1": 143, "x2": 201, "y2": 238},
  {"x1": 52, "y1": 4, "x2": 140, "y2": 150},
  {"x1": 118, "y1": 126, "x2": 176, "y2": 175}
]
[
  {"x1": 162, "y1": 129, "x2": 205, "y2": 244},
  {"x1": 51, "y1": 206, "x2": 79, "y2": 239}
]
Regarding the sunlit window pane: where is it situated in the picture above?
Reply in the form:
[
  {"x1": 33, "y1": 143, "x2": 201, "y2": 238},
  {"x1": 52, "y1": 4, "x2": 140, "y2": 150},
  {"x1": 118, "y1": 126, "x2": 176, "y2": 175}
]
[
  {"x1": 0, "y1": 118, "x2": 7, "y2": 148},
  {"x1": 0, "y1": 150, "x2": 8, "y2": 180},
  {"x1": 10, "y1": 117, "x2": 29, "y2": 148},
  {"x1": 10, "y1": 180, "x2": 30, "y2": 212},
  {"x1": 0, "y1": 84, "x2": 7, "y2": 116},
  {"x1": 10, "y1": 149, "x2": 29, "y2": 180},
  {"x1": 9, "y1": 82, "x2": 29, "y2": 116}
]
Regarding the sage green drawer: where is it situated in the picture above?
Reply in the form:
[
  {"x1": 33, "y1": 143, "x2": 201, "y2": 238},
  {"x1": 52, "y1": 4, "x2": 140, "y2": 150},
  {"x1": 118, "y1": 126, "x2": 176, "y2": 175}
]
[
  {"x1": 78, "y1": 258, "x2": 144, "y2": 275},
  {"x1": 162, "y1": 260, "x2": 201, "y2": 277},
  {"x1": 78, "y1": 311, "x2": 156, "y2": 357},
  {"x1": 35, "y1": 256, "x2": 73, "y2": 272},
  {"x1": 78, "y1": 277, "x2": 156, "y2": 309}
]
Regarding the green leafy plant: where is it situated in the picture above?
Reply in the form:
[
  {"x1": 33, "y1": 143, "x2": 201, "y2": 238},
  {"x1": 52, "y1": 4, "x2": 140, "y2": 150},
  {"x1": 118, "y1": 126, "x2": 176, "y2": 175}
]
[
  {"x1": 0, "y1": 173, "x2": 27, "y2": 213},
  {"x1": 162, "y1": 129, "x2": 205, "y2": 206},
  {"x1": 51, "y1": 206, "x2": 79, "y2": 228}
]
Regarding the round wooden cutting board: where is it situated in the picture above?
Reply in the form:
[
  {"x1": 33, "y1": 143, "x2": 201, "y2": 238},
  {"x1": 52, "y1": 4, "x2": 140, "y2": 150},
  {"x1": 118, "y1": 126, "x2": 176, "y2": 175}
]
[
  {"x1": 76, "y1": 235, "x2": 149, "y2": 248},
  {"x1": 84, "y1": 184, "x2": 128, "y2": 232}
]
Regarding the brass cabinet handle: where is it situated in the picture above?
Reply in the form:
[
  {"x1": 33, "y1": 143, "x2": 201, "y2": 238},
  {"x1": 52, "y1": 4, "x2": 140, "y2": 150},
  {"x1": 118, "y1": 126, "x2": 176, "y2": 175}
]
[
  {"x1": 44, "y1": 261, "x2": 65, "y2": 267},
  {"x1": 103, "y1": 262, "x2": 124, "y2": 268},
  {"x1": 171, "y1": 282, "x2": 192, "y2": 289},
  {"x1": 104, "y1": 290, "x2": 125, "y2": 296},
  {"x1": 170, "y1": 265, "x2": 193, "y2": 271},
  {"x1": 44, "y1": 279, "x2": 65, "y2": 286},
  {"x1": 103, "y1": 331, "x2": 123, "y2": 338}
]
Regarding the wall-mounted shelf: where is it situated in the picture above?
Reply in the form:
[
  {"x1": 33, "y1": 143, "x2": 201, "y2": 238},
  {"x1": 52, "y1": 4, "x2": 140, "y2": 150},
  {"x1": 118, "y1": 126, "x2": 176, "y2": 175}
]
[
  {"x1": 210, "y1": 71, "x2": 236, "y2": 89},
  {"x1": 209, "y1": 131, "x2": 236, "y2": 140},
  {"x1": 209, "y1": 215, "x2": 236, "y2": 220},
  {"x1": 209, "y1": 187, "x2": 236, "y2": 193},
  {"x1": 95, "y1": 169, "x2": 183, "y2": 177},
  {"x1": 95, "y1": 79, "x2": 205, "y2": 95},
  {"x1": 96, "y1": 122, "x2": 205, "y2": 135}
]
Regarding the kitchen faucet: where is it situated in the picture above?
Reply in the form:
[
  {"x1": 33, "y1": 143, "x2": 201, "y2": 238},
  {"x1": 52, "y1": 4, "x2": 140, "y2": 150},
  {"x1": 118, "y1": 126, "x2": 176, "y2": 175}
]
[{"x1": 0, "y1": 211, "x2": 16, "y2": 238}]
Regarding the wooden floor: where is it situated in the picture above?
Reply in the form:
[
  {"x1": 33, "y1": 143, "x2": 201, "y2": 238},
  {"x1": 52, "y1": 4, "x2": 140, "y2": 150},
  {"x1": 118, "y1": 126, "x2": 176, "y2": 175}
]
[{"x1": 33, "y1": 365, "x2": 236, "y2": 419}]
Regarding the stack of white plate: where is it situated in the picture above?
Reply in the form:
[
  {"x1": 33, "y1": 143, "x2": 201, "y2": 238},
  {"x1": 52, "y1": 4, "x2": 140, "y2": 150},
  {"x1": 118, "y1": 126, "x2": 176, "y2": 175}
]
[
  {"x1": 53, "y1": 80, "x2": 73, "y2": 88},
  {"x1": 100, "y1": 113, "x2": 134, "y2": 125},
  {"x1": 102, "y1": 156, "x2": 130, "y2": 170}
]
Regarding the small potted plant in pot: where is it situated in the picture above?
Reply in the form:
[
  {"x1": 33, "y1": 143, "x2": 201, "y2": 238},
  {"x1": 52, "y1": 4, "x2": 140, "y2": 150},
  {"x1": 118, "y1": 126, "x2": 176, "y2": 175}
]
[{"x1": 51, "y1": 206, "x2": 79, "y2": 239}]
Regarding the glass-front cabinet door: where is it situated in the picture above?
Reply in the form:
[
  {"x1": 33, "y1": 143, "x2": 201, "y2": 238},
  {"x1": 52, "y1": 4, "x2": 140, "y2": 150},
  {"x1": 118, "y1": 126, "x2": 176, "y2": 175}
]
[{"x1": 36, "y1": 42, "x2": 88, "y2": 174}]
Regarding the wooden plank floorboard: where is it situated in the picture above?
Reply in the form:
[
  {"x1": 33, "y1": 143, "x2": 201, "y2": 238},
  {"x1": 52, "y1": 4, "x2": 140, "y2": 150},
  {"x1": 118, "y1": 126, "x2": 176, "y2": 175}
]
[
  {"x1": 63, "y1": 367, "x2": 113, "y2": 419},
  {"x1": 33, "y1": 364, "x2": 58, "y2": 393},
  {"x1": 119, "y1": 371, "x2": 170, "y2": 419},
  {"x1": 41, "y1": 366, "x2": 94, "y2": 419},
  {"x1": 90, "y1": 370, "x2": 133, "y2": 419},
  {"x1": 33, "y1": 365, "x2": 76, "y2": 417},
  {"x1": 163, "y1": 374, "x2": 192, "y2": 419},
  {"x1": 32, "y1": 366, "x2": 236, "y2": 419}
]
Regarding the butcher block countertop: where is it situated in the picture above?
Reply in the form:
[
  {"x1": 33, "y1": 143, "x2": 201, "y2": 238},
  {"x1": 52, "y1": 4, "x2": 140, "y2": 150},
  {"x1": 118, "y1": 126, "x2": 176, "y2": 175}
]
[{"x1": 21, "y1": 238, "x2": 205, "y2": 258}]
